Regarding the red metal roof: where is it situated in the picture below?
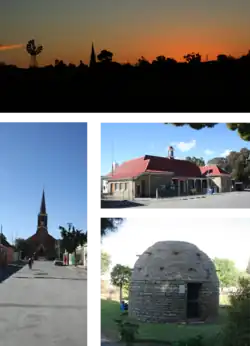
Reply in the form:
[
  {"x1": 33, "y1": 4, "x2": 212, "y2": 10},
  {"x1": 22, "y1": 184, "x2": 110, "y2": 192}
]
[
  {"x1": 106, "y1": 155, "x2": 202, "y2": 180},
  {"x1": 200, "y1": 165, "x2": 231, "y2": 176}
]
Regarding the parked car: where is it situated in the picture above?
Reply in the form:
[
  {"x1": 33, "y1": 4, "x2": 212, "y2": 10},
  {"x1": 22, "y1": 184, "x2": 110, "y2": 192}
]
[{"x1": 54, "y1": 259, "x2": 63, "y2": 266}]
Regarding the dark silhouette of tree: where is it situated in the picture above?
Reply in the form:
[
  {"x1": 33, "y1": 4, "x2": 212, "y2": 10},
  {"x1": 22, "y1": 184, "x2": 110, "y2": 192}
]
[
  {"x1": 183, "y1": 52, "x2": 201, "y2": 63},
  {"x1": 101, "y1": 218, "x2": 123, "y2": 237},
  {"x1": 97, "y1": 49, "x2": 113, "y2": 62},
  {"x1": 137, "y1": 56, "x2": 150, "y2": 67}
]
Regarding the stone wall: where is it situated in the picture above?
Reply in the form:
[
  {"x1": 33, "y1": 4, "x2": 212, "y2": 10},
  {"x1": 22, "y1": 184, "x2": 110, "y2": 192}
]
[{"x1": 129, "y1": 279, "x2": 219, "y2": 323}]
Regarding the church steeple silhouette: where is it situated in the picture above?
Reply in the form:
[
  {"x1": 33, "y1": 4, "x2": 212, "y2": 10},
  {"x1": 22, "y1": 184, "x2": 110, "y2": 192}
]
[{"x1": 89, "y1": 42, "x2": 96, "y2": 67}]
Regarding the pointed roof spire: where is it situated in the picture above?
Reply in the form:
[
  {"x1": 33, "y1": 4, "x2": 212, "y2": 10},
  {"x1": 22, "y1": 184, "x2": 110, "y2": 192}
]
[
  {"x1": 89, "y1": 42, "x2": 96, "y2": 67},
  {"x1": 40, "y1": 189, "x2": 46, "y2": 214}
]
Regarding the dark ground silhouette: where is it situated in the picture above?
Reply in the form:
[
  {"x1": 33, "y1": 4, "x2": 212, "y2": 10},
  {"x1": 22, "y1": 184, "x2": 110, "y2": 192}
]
[
  {"x1": 0, "y1": 262, "x2": 26, "y2": 283},
  {"x1": 1, "y1": 50, "x2": 250, "y2": 112}
]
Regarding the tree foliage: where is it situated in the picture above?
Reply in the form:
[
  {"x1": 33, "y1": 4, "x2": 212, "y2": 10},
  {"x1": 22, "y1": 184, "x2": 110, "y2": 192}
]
[
  {"x1": 59, "y1": 223, "x2": 87, "y2": 257},
  {"x1": 185, "y1": 156, "x2": 205, "y2": 167},
  {"x1": 97, "y1": 49, "x2": 113, "y2": 63},
  {"x1": 15, "y1": 238, "x2": 29, "y2": 258},
  {"x1": 222, "y1": 277, "x2": 250, "y2": 346},
  {"x1": 213, "y1": 258, "x2": 239, "y2": 288},
  {"x1": 167, "y1": 123, "x2": 250, "y2": 141},
  {"x1": 208, "y1": 148, "x2": 250, "y2": 182},
  {"x1": 96, "y1": 200, "x2": 123, "y2": 237},
  {"x1": 111, "y1": 264, "x2": 132, "y2": 302},
  {"x1": 0, "y1": 233, "x2": 10, "y2": 247},
  {"x1": 101, "y1": 250, "x2": 111, "y2": 275}
]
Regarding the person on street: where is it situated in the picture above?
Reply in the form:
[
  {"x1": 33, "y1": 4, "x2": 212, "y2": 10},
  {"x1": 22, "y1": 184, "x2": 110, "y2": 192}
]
[{"x1": 28, "y1": 257, "x2": 32, "y2": 269}]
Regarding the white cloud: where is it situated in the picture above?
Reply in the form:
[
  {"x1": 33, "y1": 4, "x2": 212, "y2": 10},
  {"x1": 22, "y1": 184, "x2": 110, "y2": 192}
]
[
  {"x1": 204, "y1": 149, "x2": 214, "y2": 156},
  {"x1": 220, "y1": 149, "x2": 231, "y2": 157},
  {"x1": 102, "y1": 218, "x2": 250, "y2": 271},
  {"x1": 171, "y1": 139, "x2": 196, "y2": 152}
]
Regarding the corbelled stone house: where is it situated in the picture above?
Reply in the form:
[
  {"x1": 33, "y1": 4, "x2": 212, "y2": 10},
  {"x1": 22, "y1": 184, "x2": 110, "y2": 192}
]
[
  {"x1": 129, "y1": 241, "x2": 219, "y2": 323},
  {"x1": 103, "y1": 155, "x2": 232, "y2": 199}
]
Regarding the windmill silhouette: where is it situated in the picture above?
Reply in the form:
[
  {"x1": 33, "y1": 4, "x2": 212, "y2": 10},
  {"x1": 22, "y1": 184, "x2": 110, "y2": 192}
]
[{"x1": 26, "y1": 39, "x2": 43, "y2": 67}]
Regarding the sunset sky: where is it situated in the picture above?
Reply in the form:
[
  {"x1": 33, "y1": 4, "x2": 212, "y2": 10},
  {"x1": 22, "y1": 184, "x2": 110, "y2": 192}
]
[{"x1": 1, "y1": 0, "x2": 250, "y2": 67}]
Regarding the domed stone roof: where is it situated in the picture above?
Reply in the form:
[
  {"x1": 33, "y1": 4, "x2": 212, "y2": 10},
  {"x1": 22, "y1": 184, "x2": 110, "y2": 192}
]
[{"x1": 132, "y1": 241, "x2": 218, "y2": 283}]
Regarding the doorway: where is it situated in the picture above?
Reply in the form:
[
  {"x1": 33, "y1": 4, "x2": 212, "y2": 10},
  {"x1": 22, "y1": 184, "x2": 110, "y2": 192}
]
[
  {"x1": 186, "y1": 283, "x2": 202, "y2": 319},
  {"x1": 141, "y1": 180, "x2": 146, "y2": 197},
  {"x1": 136, "y1": 184, "x2": 141, "y2": 197}
]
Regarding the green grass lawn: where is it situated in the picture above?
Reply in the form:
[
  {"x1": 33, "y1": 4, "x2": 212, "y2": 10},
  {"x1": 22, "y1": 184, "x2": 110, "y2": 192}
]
[{"x1": 101, "y1": 299, "x2": 228, "y2": 345}]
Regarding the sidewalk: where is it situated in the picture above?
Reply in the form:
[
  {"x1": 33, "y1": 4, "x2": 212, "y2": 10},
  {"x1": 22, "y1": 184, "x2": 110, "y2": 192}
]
[{"x1": 135, "y1": 192, "x2": 225, "y2": 202}]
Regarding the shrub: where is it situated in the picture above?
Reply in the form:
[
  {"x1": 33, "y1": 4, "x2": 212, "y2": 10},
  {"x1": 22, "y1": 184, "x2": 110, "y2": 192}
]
[
  {"x1": 173, "y1": 335, "x2": 205, "y2": 346},
  {"x1": 222, "y1": 277, "x2": 250, "y2": 346},
  {"x1": 114, "y1": 312, "x2": 139, "y2": 345}
]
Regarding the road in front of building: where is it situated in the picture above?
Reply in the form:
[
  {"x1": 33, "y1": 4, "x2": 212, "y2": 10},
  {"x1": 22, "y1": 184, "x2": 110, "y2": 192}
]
[
  {"x1": 0, "y1": 260, "x2": 87, "y2": 346},
  {"x1": 121, "y1": 191, "x2": 250, "y2": 216}
]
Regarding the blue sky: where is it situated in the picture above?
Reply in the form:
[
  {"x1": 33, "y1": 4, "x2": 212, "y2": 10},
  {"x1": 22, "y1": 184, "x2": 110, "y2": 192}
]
[
  {"x1": 102, "y1": 218, "x2": 250, "y2": 272},
  {"x1": 101, "y1": 123, "x2": 249, "y2": 175},
  {"x1": 0, "y1": 123, "x2": 87, "y2": 244}
]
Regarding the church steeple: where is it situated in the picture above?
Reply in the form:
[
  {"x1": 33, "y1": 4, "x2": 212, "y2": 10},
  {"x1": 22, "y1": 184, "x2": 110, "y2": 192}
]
[
  {"x1": 37, "y1": 189, "x2": 48, "y2": 232},
  {"x1": 40, "y1": 189, "x2": 46, "y2": 215},
  {"x1": 89, "y1": 42, "x2": 96, "y2": 67}
]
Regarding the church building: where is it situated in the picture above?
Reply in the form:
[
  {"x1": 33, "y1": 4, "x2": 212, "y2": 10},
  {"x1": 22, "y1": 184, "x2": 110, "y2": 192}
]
[{"x1": 26, "y1": 190, "x2": 57, "y2": 260}]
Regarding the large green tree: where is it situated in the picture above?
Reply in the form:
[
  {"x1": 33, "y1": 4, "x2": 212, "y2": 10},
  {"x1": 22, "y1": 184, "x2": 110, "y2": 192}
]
[
  {"x1": 101, "y1": 218, "x2": 124, "y2": 237},
  {"x1": 110, "y1": 264, "x2": 132, "y2": 302},
  {"x1": 208, "y1": 148, "x2": 250, "y2": 183},
  {"x1": 166, "y1": 123, "x2": 250, "y2": 141},
  {"x1": 213, "y1": 258, "x2": 239, "y2": 288},
  {"x1": 14, "y1": 238, "x2": 29, "y2": 259},
  {"x1": 185, "y1": 156, "x2": 205, "y2": 166},
  {"x1": 59, "y1": 223, "x2": 87, "y2": 265},
  {"x1": 101, "y1": 250, "x2": 111, "y2": 275}
]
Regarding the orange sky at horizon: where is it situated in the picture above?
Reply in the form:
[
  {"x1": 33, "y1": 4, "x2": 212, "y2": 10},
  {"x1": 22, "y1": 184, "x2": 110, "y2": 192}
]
[{"x1": 1, "y1": 0, "x2": 250, "y2": 67}]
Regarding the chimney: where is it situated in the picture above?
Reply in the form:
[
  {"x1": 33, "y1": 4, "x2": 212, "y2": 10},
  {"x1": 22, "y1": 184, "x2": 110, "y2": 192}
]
[
  {"x1": 112, "y1": 162, "x2": 118, "y2": 175},
  {"x1": 168, "y1": 146, "x2": 174, "y2": 159}
]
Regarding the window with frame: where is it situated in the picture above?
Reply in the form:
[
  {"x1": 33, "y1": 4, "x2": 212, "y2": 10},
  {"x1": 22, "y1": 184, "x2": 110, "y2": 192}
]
[{"x1": 115, "y1": 183, "x2": 119, "y2": 190}]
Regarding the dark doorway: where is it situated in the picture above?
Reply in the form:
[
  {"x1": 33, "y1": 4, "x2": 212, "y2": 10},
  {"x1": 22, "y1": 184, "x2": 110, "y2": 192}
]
[
  {"x1": 136, "y1": 184, "x2": 141, "y2": 197},
  {"x1": 141, "y1": 180, "x2": 146, "y2": 197},
  {"x1": 186, "y1": 283, "x2": 202, "y2": 319},
  {"x1": 37, "y1": 245, "x2": 45, "y2": 258}
]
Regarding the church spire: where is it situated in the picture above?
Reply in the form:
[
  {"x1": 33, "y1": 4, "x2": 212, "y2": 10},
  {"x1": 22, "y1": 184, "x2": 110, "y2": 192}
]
[
  {"x1": 40, "y1": 189, "x2": 46, "y2": 215},
  {"x1": 89, "y1": 42, "x2": 96, "y2": 67}
]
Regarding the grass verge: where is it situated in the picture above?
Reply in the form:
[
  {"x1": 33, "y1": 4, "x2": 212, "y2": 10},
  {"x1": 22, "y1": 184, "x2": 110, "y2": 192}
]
[{"x1": 101, "y1": 299, "x2": 228, "y2": 345}]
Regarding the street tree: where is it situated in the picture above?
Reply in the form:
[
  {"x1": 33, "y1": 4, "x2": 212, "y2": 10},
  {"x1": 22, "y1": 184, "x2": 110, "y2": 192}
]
[
  {"x1": 213, "y1": 258, "x2": 239, "y2": 288},
  {"x1": 101, "y1": 251, "x2": 111, "y2": 275},
  {"x1": 101, "y1": 218, "x2": 124, "y2": 237},
  {"x1": 59, "y1": 223, "x2": 87, "y2": 265},
  {"x1": 110, "y1": 264, "x2": 132, "y2": 302},
  {"x1": 185, "y1": 156, "x2": 205, "y2": 166},
  {"x1": 0, "y1": 233, "x2": 10, "y2": 247},
  {"x1": 15, "y1": 238, "x2": 29, "y2": 259}
]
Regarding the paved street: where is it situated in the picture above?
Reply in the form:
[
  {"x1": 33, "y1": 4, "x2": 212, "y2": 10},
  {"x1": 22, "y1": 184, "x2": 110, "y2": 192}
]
[
  {"x1": 0, "y1": 261, "x2": 87, "y2": 346},
  {"x1": 121, "y1": 191, "x2": 250, "y2": 216}
]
